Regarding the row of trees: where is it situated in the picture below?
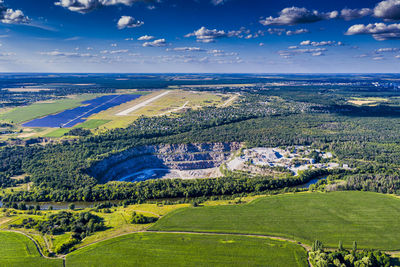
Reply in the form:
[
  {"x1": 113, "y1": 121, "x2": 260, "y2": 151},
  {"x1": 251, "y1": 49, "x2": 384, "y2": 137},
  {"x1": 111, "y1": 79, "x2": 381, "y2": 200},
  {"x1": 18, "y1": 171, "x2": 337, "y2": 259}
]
[
  {"x1": 3, "y1": 169, "x2": 333, "y2": 203},
  {"x1": 310, "y1": 240, "x2": 392, "y2": 267}
]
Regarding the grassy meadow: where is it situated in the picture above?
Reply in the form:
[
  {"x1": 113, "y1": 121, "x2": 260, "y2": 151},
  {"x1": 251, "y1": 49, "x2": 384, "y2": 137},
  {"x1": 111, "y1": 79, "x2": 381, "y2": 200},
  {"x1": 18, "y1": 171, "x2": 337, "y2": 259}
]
[
  {"x1": 151, "y1": 191, "x2": 400, "y2": 250},
  {"x1": 66, "y1": 232, "x2": 308, "y2": 267},
  {"x1": 0, "y1": 232, "x2": 62, "y2": 267}
]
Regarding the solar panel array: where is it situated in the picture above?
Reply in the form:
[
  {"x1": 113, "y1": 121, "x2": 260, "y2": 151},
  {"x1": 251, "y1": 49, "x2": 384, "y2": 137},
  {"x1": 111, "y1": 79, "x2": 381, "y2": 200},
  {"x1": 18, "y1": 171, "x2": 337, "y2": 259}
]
[{"x1": 23, "y1": 94, "x2": 141, "y2": 128}]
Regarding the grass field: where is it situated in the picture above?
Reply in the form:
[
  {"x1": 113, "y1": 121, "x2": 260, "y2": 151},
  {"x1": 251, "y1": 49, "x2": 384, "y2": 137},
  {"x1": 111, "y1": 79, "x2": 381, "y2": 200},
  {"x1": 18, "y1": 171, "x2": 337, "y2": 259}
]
[
  {"x1": 0, "y1": 232, "x2": 62, "y2": 267},
  {"x1": 66, "y1": 232, "x2": 308, "y2": 267},
  {"x1": 151, "y1": 191, "x2": 400, "y2": 250},
  {"x1": 75, "y1": 119, "x2": 111, "y2": 129},
  {"x1": 0, "y1": 95, "x2": 98, "y2": 124}
]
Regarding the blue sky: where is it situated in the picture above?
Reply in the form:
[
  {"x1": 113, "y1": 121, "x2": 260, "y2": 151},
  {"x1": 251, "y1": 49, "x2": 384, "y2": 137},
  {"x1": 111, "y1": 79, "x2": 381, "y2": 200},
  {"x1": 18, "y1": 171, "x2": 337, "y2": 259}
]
[{"x1": 0, "y1": 0, "x2": 399, "y2": 72}]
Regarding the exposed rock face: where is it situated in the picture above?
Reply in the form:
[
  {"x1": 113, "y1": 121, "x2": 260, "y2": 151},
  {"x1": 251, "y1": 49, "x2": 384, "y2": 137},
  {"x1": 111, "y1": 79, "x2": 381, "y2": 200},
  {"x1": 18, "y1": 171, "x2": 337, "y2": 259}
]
[{"x1": 90, "y1": 143, "x2": 241, "y2": 183}]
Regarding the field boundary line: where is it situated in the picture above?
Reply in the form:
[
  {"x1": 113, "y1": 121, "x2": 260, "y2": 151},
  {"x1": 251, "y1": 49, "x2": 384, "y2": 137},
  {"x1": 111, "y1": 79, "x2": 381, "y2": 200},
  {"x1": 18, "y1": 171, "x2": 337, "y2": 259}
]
[
  {"x1": 146, "y1": 230, "x2": 312, "y2": 251},
  {"x1": 0, "y1": 230, "x2": 64, "y2": 261},
  {"x1": 116, "y1": 91, "x2": 171, "y2": 116}
]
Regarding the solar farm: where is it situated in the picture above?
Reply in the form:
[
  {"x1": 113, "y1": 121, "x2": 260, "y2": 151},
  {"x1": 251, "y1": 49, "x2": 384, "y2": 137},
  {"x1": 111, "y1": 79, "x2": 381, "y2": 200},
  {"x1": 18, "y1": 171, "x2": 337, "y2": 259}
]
[
  {"x1": 22, "y1": 94, "x2": 142, "y2": 128},
  {"x1": 0, "y1": 89, "x2": 234, "y2": 140}
]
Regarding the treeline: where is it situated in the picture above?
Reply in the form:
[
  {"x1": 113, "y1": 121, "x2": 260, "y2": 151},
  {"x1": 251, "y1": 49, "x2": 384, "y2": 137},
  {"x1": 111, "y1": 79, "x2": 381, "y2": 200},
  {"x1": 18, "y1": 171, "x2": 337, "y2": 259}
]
[
  {"x1": 3, "y1": 169, "x2": 332, "y2": 203},
  {"x1": 310, "y1": 240, "x2": 391, "y2": 267},
  {"x1": 338, "y1": 174, "x2": 400, "y2": 195}
]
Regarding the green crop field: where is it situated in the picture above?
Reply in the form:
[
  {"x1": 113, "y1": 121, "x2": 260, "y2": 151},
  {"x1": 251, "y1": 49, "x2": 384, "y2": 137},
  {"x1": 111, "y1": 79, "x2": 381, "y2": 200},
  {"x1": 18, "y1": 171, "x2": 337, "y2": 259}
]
[
  {"x1": 66, "y1": 232, "x2": 307, "y2": 267},
  {"x1": 0, "y1": 232, "x2": 62, "y2": 267},
  {"x1": 151, "y1": 191, "x2": 400, "y2": 250},
  {"x1": 0, "y1": 95, "x2": 98, "y2": 124},
  {"x1": 75, "y1": 119, "x2": 111, "y2": 129}
]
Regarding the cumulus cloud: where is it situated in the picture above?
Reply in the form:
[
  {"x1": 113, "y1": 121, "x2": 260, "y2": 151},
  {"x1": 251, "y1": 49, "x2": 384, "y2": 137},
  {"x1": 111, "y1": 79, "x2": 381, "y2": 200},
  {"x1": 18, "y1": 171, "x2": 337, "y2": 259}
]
[
  {"x1": 312, "y1": 51, "x2": 324, "y2": 56},
  {"x1": 286, "y1": 28, "x2": 309, "y2": 35},
  {"x1": 117, "y1": 16, "x2": 143, "y2": 29},
  {"x1": 142, "y1": 38, "x2": 167, "y2": 47},
  {"x1": 300, "y1": 40, "x2": 343, "y2": 46},
  {"x1": 267, "y1": 28, "x2": 309, "y2": 36},
  {"x1": 346, "y1": 23, "x2": 400, "y2": 40},
  {"x1": 138, "y1": 35, "x2": 155, "y2": 41},
  {"x1": 260, "y1": 7, "x2": 338, "y2": 26},
  {"x1": 54, "y1": 0, "x2": 149, "y2": 13},
  {"x1": 340, "y1": 8, "x2": 372, "y2": 20},
  {"x1": 0, "y1": 1, "x2": 29, "y2": 24},
  {"x1": 40, "y1": 51, "x2": 95, "y2": 57},
  {"x1": 374, "y1": 0, "x2": 400, "y2": 20},
  {"x1": 100, "y1": 49, "x2": 129, "y2": 54},
  {"x1": 168, "y1": 47, "x2": 206, "y2": 52},
  {"x1": 376, "y1": 47, "x2": 399, "y2": 52},
  {"x1": 185, "y1": 26, "x2": 256, "y2": 43},
  {"x1": 278, "y1": 47, "x2": 327, "y2": 58},
  {"x1": 185, "y1": 26, "x2": 228, "y2": 43}
]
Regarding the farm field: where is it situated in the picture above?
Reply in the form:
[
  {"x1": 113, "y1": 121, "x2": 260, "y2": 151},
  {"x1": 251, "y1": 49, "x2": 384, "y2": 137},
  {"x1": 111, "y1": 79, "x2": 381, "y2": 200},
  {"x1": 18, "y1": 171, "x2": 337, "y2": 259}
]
[
  {"x1": 90, "y1": 90, "x2": 233, "y2": 129},
  {"x1": 66, "y1": 232, "x2": 308, "y2": 267},
  {"x1": 348, "y1": 97, "x2": 389, "y2": 106},
  {"x1": 151, "y1": 191, "x2": 400, "y2": 250},
  {"x1": 0, "y1": 94, "x2": 100, "y2": 124},
  {"x1": 22, "y1": 94, "x2": 141, "y2": 128},
  {"x1": 0, "y1": 232, "x2": 62, "y2": 267},
  {"x1": 44, "y1": 120, "x2": 111, "y2": 137}
]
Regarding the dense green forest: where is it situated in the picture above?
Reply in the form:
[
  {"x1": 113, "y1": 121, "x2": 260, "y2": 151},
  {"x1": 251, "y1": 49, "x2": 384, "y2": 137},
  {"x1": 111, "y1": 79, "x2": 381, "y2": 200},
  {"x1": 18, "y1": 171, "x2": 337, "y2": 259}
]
[{"x1": 2, "y1": 80, "x2": 400, "y2": 202}]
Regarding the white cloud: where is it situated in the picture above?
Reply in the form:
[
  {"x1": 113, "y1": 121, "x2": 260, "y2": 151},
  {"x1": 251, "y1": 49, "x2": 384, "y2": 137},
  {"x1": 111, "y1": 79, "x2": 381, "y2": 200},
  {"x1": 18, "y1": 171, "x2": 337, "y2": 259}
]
[
  {"x1": 169, "y1": 47, "x2": 206, "y2": 52},
  {"x1": 185, "y1": 26, "x2": 228, "y2": 43},
  {"x1": 267, "y1": 28, "x2": 286, "y2": 36},
  {"x1": 286, "y1": 28, "x2": 309, "y2": 35},
  {"x1": 340, "y1": 8, "x2": 372, "y2": 20},
  {"x1": 260, "y1": 7, "x2": 338, "y2": 26},
  {"x1": 185, "y1": 26, "x2": 253, "y2": 43},
  {"x1": 300, "y1": 40, "x2": 343, "y2": 46},
  {"x1": 117, "y1": 16, "x2": 143, "y2": 29},
  {"x1": 278, "y1": 47, "x2": 327, "y2": 58},
  {"x1": 376, "y1": 47, "x2": 399, "y2": 52},
  {"x1": 374, "y1": 0, "x2": 400, "y2": 20},
  {"x1": 54, "y1": 0, "x2": 149, "y2": 13},
  {"x1": 346, "y1": 23, "x2": 400, "y2": 40},
  {"x1": 312, "y1": 51, "x2": 324, "y2": 56},
  {"x1": 0, "y1": 1, "x2": 29, "y2": 24},
  {"x1": 143, "y1": 38, "x2": 167, "y2": 47},
  {"x1": 100, "y1": 49, "x2": 129, "y2": 54},
  {"x1": 40, "y1": 51, "x2": 96, "y2": 57},
  {"x1": 211, "y1": 0, "x2": 227, "y2": 5},
  {"x1": 138, "y1": 35, "x2": 155, "y2": 41}
]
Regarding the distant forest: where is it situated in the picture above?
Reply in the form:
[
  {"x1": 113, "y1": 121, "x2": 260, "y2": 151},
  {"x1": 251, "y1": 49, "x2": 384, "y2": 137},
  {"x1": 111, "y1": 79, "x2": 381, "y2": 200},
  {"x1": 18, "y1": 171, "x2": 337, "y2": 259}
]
[{"x1": 2, "y1": 74, "x2": 400, "y2": 202}]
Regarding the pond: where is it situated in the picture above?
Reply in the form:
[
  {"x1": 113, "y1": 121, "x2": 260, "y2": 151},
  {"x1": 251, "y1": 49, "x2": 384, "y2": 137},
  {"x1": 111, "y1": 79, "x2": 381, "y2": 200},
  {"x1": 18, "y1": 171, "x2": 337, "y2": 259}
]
[{"x1": 298, "y1": 176, "x2": 327, "y2": 189}]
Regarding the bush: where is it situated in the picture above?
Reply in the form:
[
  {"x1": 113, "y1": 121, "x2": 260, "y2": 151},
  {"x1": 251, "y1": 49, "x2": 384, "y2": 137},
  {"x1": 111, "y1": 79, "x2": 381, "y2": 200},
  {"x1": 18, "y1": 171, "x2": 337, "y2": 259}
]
[{"x1": 131, "y1": 212, "x2": 158, "y2": 224}]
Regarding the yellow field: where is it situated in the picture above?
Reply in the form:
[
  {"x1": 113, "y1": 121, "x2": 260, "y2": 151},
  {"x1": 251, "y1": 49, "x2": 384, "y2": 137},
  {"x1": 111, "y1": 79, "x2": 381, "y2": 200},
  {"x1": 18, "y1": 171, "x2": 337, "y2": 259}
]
[
  {"x1": 348, "y1": 97, "x2": 389, "y2": 106},
  {"x1": 90, "y1": 90, "x2": 234, "y2": 129}
]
